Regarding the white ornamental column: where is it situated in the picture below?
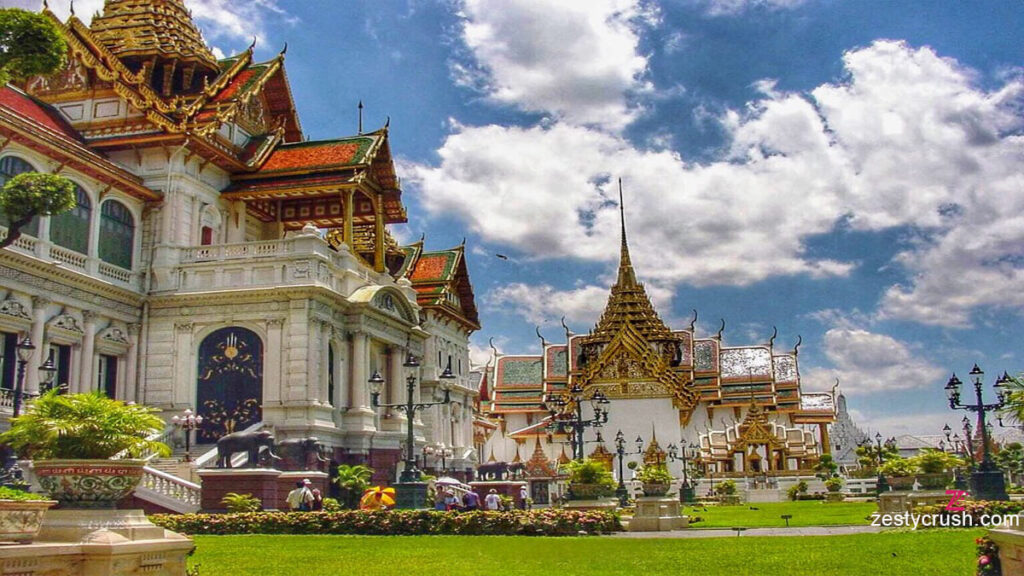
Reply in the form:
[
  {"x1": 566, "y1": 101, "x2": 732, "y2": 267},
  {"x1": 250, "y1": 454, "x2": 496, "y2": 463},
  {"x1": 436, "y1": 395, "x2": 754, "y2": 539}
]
[
  {"x1": 350, "y1": 333, "x2": 368, "y2": 409},
  {"x1": 264, "y1": 318, "x2": 284, "y2": 406},
  {"x1": 173, "y1": 321, "x2": 194, "y2": 408},
  {"x1": 26, "y1": 296, "x2": 49, "y2": 396},
  {"x1": 320, "y1": 321, "x2": 331, "y2": 405},
  {"x1": 124, "y1": 323, "x2": 140, "y2": 402},
  {"x1": 76, "y1": 310, "x2": 96, "y2": 393}
]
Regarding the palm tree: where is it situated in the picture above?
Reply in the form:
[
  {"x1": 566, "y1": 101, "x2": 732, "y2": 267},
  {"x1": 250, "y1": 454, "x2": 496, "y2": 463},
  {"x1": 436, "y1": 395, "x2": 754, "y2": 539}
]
[
  {"x1": 333, "y1": 464, "x2": 373, "y2": 509},
  {"x1": 998, "y1": 374, "x2": 1024, "y2": 427}
]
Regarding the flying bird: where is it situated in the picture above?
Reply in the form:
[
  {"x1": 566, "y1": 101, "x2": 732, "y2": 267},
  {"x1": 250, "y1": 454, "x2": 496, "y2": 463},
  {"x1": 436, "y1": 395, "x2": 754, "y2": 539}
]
[{"x1": 495, "y1": 254, "x2": 509, "y2": 260}]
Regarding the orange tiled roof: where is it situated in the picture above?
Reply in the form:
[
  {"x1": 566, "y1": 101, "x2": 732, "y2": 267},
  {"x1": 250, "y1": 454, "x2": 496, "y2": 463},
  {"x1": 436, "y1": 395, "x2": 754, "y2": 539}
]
[
  {"x1": 409, "y1": 253, "x2": 454, "y2": 283},
  {"x1": 255, "y1": 137, "x2": 374, "y2": 175}
]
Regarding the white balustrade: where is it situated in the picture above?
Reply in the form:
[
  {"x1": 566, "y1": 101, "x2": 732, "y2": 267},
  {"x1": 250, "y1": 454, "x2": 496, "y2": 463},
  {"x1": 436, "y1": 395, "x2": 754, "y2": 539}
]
[
  {"x1": 138, "y1": 466, "x2": 202, "y2": 513},
  {"x1": 48, "y1": 244, "x2": 88, "y2": 270}
]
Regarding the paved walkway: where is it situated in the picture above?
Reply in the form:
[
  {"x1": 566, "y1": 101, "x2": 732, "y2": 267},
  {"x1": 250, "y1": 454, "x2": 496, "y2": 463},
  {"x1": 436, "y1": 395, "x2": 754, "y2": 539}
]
[{"x1": 607, "y1": 525, "x2": 882, "y2": 538}]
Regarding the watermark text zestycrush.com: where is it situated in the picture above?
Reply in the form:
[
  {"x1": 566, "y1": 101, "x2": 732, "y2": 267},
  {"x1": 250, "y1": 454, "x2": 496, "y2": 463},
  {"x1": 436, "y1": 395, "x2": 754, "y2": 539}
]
[{"x1": 870, "y1": 490, "x2": 1021, "y2": 530}]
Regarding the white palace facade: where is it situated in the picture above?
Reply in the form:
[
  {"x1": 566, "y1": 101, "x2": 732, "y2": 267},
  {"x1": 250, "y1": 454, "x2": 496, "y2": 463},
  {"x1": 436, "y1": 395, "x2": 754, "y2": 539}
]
[{"x1": 0, "y1": 1, "x2": 480, "y2": 486}]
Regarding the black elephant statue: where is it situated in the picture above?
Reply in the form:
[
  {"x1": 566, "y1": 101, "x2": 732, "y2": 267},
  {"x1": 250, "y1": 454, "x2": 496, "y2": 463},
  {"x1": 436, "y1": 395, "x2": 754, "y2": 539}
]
[
  {"x1": 276, "y1": 436, "x2": 329, "y2": 471},
  {"x1": 477, "y1": 461, "x2": 510, "y2": 481},
  {"x1": 507, "y1": 462, "x2": 527, "y2": 479},
  {"x1": 216, "y1": 429, "x2": 278, "y2": 468}
]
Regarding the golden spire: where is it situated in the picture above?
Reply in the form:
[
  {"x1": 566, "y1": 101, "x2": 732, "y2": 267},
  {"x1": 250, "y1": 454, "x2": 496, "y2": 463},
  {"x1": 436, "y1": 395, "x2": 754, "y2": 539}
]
[
  {"x1": 584, "y1": 179, "x2": 675, "y2": 344},
  {"x1": 616, "y1": 177, "x2": 637, "y2": 287},
  {"x1": 88, "y1": 0, "x2": 220, "y2": 94}
]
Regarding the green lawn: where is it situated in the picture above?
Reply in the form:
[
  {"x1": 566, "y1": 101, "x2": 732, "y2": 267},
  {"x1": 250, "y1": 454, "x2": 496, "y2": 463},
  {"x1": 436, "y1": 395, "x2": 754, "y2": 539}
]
[
  {"x1": 685, "y1": 500, "x2": 878, "y2": 528},
  {"x1": 190, "y1": 530, "x2": 982, "y2": 576}
]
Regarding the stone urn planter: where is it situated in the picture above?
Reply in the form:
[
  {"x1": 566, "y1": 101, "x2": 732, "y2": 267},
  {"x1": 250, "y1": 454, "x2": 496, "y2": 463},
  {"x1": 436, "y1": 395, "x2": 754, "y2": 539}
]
[
  {"x1": 34, "y1": 460, "x2": 146, "y2": 508},
  {"x1": 568, "y1": 483, "x2": 613, "y2": 500},
  {"x1": 885, "y1": 476, "x2": 916, "y2": 491},
  {"x1": 641, "y1": 483, "x2": 670, "y2": 497},
  {"x1": 0, "y1": 499, "x2": 57, "y2": 543},
  {"x1": 915, "y1": 473, "x2": 952, "y2": 490}
]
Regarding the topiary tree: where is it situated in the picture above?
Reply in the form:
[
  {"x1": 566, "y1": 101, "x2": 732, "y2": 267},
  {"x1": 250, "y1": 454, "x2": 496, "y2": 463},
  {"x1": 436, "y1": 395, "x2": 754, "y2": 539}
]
[
  {"x1": 0, "y1": 172, "x2": 76, "y2": 249},
  {"x1": 814, "y1": 453, "x2": 838, "y2": 480},
  {"x1": 0, "y1": 8, "x2": 67, "y2": 86},
  {"x1": 0, "y1": 9, "x2": 76, "y2": 250}
]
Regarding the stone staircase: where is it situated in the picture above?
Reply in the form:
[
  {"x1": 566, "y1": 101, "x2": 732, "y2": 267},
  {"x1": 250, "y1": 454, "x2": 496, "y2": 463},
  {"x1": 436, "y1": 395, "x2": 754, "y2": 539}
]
[{"x1": 129, "y1": 423, "x2": 264, "y2": 514}]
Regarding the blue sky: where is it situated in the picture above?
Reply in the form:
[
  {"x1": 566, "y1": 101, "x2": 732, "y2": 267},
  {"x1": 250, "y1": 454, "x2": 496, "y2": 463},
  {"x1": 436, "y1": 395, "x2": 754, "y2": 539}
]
[{"x1": 28, "y1": 0, "x2": 1024, "y2": 438}]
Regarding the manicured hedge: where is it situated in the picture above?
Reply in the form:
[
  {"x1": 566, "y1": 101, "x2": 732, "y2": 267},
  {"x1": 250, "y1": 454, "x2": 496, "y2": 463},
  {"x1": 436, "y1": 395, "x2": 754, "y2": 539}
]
[{"x1": 151, "y1": 509, "x2": 621, "y2": 536}]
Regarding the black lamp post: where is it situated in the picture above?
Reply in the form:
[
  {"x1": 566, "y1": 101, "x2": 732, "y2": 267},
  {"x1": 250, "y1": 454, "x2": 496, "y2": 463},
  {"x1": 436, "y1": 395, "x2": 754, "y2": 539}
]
[
  {"x1": 945, "y1": 365, "x2": 1010, "y2": 500},
  {"x1": 543, "y1": 382, "x2": 609, "y2": 461},
  {"x1": 613, "y1": 430, "x2": 644, "y2": 506},
  {"x1": 943, "y1": 423, "x2": 969, "y2": 490},
  {"x1": 873, "y1": 432, "x2": 889, "y2": 494},
  {"x1": 172, "y1": 408, "x2": 204, "y2": 462},
  {"x1": 369, "y1": 355, "x2": 455, "y2": 485},
  {"x1": 668, "y1": 442, "x2": 698, "y2": 503},
  {"x1": 12, "y1": 336, "x2": 34, "y2": 418}
]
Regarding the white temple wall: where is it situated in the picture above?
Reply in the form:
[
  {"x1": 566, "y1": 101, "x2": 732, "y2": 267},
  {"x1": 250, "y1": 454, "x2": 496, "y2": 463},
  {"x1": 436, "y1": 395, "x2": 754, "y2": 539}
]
[{"x1": 603, "y1": 398, "x2": 686, "y2": 479}]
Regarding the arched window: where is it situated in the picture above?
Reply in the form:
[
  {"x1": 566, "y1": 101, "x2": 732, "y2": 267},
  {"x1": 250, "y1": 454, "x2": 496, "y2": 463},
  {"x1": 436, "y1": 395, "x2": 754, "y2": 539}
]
[
  {"x1": 0, "y1": 156, "x2": 39, "y2": 236},
  {"x1": 98, "y1": 200, "x2": 134, "y2": 269},
  {"x1": 50, "y1": 184, "x2": 91, "y2": 253}
]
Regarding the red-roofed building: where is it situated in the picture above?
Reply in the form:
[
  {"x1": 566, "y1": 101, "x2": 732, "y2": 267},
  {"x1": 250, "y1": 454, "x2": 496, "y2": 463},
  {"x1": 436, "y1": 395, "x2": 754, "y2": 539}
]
[{"x1": 0, "y1": 1, "x2": 479, "y2": 507}]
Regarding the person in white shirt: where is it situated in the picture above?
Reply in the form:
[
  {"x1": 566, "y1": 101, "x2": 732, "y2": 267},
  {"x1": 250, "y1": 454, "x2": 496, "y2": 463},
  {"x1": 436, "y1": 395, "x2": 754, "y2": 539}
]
[
  {"x1": 484, "y1": 488, "x2": 501, "y2": 511},
  {"x1": 519, "y1": 484, "x2": 529, "y2": 510}
]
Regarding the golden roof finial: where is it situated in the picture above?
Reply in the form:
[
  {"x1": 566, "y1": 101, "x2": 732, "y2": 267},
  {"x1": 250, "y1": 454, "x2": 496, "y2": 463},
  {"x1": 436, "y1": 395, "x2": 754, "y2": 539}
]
[
  {"x1": 583, "y1": 177, "x2": 675, "y2": 344},
  {"x1": 616, "y1": 177, "x2": 637, "y2": 288}
]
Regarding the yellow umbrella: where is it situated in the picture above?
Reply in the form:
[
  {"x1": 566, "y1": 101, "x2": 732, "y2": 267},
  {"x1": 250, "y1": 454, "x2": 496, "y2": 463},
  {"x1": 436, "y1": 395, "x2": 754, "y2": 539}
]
[{"x1": 360, "y1": 486, "x2": 396, "y2": 510}]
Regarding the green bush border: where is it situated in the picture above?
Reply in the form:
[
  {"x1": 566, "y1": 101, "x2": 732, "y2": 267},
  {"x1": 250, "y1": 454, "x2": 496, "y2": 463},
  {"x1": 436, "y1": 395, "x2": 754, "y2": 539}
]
[{"x1": 151, "y1": 509, "x2": 621, "y2": 536}]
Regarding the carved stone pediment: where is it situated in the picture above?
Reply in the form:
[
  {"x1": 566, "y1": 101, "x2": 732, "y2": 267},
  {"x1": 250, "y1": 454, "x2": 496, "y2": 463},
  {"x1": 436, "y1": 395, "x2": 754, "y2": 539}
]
[{"x1": 0, "y1": 298, "x2": 30, "y2": 321}]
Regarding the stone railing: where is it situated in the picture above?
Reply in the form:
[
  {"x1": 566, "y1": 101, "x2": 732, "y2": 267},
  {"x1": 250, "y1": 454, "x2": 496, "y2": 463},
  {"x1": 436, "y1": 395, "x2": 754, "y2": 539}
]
[
  {"x1": 166, "y1": 235, "x2": 378, "y2": 296},
  {"x1": 136, "y1": 466, "x2": 202, "y2": 514},
  {"x1": 0, "y1": 227, "x2": 143, "y2": 291}
]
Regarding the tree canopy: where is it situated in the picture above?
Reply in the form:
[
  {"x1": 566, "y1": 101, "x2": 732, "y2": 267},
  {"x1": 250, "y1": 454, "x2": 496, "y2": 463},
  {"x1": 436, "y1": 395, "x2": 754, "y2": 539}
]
[{"x1": 0, "y1": 8, "x2": 67, "y2": 86}]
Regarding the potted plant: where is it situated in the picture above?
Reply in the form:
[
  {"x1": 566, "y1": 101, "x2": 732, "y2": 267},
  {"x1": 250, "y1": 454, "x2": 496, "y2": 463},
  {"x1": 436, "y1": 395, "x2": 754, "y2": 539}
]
[
  {"x1": 0, "y1": 486, "x2": 56, "y2": 543},
  {"x1": 879, "y1": 457, "x2": 916, "y2": 491},
  {"x1": 824, "y1": 477, "x2": 845, "y2": 502},
  {"x1": 914, "y1": 449, "x2": 961, "y2": 490},
  {"x1": 564, "y1": 459, "x2": 615, "y2": 500},
  {"x1": 0, "y1": 391, "x2": 169, "y2": 508},
  {"x1": 714, "y1": 479, "x2": 740, "y2": 505},
  {"x1": 636, "y1": 464, "x2": 673, "y2": 497}
]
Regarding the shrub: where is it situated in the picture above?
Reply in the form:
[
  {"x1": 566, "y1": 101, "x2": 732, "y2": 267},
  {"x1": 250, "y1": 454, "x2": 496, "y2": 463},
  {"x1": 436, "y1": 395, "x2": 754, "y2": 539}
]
[
  {"x1": 151, "y1": 509, "x2": 622, "y2": 536},
  {"x1": 787, "y1": 480, "x2": 808, "y2": 501},
  {"x1": 878, "y1": 457, "x2": 915, "y2": 477},
  {"x1": 0, "y1": 486, "x2": 49, "y2": 501},
  {"x1": 321, "y1": 497, "x2": 342, "y2": 512},
  {"x1": 824, "y1": 477, "x2": 844, "y2": 492},
  {"x1": 0, "y1": 390, "x2": 169, "y2": 459},
  {"x1": 221, "y1": 493, "x2": 261, "y2": 514},
  {"x1": 565, "y1": 459, "x2": 615, "y2": 490},
  {"x1": 333, "y1": 465, "x2": 373, "y2": 509},
  {"x1": 713, "y1": 479, "x2": 737, "y2": 496},
  {"x1": 636, "y1": 464, "x2": 673, "y2": 485},
  {"x1": 914, "y1": 449, "x2": 964, "y2": 474}
]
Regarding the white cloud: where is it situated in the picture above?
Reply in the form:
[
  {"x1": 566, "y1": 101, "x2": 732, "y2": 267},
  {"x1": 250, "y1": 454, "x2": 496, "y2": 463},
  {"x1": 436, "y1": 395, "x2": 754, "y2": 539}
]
[
  {"x1": 38, "y1": 0, "x2": 294, "y2": 50},
  {"x1": 412, "y1": 41, "x2": 1024, "y2": 327},
  {"x1": 801, "y1": 325, "x2": 946, "y2": 394},
  {"x1": 489, "y1": 283, "x2": 612, "y2": 327},
  {"x1": 453, "y1": 0, "x2": 652, "y2": 131},
  {"x1": 703, "y1": 0, "x2": 808, "y2": 16}
]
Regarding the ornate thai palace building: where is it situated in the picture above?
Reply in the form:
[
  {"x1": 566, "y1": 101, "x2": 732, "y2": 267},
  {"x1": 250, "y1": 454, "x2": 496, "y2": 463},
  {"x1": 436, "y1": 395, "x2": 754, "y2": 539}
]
[
  {"x1": 476, "y1": 193, "x2": 835, "y2": 501},
  {"x1": 0, "y1": 0, "x2": 479, "y2": 498}
]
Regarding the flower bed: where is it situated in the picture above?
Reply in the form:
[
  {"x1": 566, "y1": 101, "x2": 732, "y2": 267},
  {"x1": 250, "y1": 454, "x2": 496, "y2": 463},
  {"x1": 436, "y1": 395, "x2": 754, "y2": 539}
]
[
  {"x1": 151, "y1": 509, "x2": 621, "y2": 536},
  {"x1": 914, "y1": 499, "x2": 1024, "y2": 525},
  {"x1": 977, "y1": 536, "x2": 1001, "y2": 576}
]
